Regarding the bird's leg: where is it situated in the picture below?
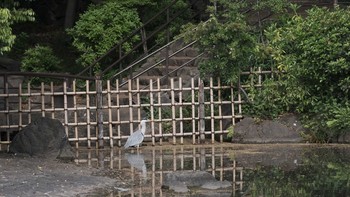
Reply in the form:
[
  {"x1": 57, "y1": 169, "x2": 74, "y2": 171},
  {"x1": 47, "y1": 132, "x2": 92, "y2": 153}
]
[{"x1": 136, "y1": 145, "x2": 140, "y2": 153}]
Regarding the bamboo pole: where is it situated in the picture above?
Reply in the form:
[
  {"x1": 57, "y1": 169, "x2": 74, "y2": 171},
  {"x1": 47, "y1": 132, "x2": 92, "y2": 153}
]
[
  {"x1": 179, "y1": 77, "x2": 183, "y2": 145},
  {"x1": 63, "y1": 80, "x2": 69, "y2": 137},
  {"x1": 18, "y1": 83, "x2": 23, "y2": 131},
  {"x1": 218, "y1": 78, "x2": 223, "y2": 142},
  {"x1": 50, "y1": 82, "x2": 55, "y2": 119},
  {"x1": 173, "y1": 148, "x2": 177, "y2": 171},
  {"x1": 200, "y1": 147, "x2": 206, "y2": 171},
  {"x1": 116, "y1": 80, "x2": 121, "y2": 147},
  {"x1": 96, "y1": 74, "x2": 104, "y2": 149},
  {"x1": 157, "y1": 78, "x2": 163, "y2": 145},
  {"x1": 128, "y1": 79, "x2": 134, "y2": 137},
  {"x1": 180, "y1": 146, "x2": 184, "y2": 170},
  {"x1": 137, "y1": 78, "x2": 141, "y2": 122},
  {"x1": 107, "y1": 80, "x2": 113, "y2": 147},
  {"x1": 73, "y1": 80, "x2": 79, "y2": 148},
  {"x1": 27, "y1": 82, "x2": 31, "y2": 124},
  {"x1": 191, "y1": 78, "x2": 196, "y2": 144},
  {"x1": 198, "y1": 79, "x2": 205, "y2": 144},
  {"x1": 211, "y1": 146, "x2": 215, "y2": 176},
  {"x1": 192, "y1": 147, "x2": 196, "y2": 170},
  {"x1": 150, "y1": 79, "x2": 155, "y2": 145},
  {"x1": 231, "y1": 82, "x2": 236, "y2": 133},
  {"x1": 210, "y1": 78, "x2": 215, "y2": 143},
  {"x1": 41, "y1": 82, "x2": 45, "y2": 117},
  {"x1": 171, "y1": 78, "x2": 176, "y2": 145},
  {"x1": 86, "y1": 80, "x2": 91, "y2": 148}
]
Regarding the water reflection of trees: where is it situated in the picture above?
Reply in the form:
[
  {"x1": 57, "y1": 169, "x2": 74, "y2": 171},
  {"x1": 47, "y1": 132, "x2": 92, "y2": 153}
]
[{"x1": 242, "y1": 148, "x2": 350, "y2": 197}]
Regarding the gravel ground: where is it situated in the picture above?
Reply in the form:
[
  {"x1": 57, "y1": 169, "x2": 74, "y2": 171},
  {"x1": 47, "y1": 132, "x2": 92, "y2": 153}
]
[{"x1": 0, "y1": 152, "x2": 118, "y2": 197}]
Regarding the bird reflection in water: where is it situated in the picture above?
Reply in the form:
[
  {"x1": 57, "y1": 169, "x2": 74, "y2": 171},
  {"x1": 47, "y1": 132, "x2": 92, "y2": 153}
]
[{"x1": 125, "y1": 152, "x2": 148, "y2": 182}]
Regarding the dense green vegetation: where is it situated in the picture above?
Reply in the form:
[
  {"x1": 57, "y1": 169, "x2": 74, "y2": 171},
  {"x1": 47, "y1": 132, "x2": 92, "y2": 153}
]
[
  {"x1": 67, "y1": 1, "x2": 142, "y2": 69},
  {"x1": 181, "y1": 0, "x2": 293, "y2": 83},
  {"x1": 182, "y1": 1, "x2": 350, "y2": 142},
  {"x1": 266, "y1": 6, "x2": 350, "y2": 142},
  {"x1": 2, "y1": 0, "x2": 350, "y2": 142},
  {"x1": 0, "y1": 0, "x2": 34, "y2": 54},
  {"x1": 67, "y1": 0, "x2": 191, "y2": 72}
]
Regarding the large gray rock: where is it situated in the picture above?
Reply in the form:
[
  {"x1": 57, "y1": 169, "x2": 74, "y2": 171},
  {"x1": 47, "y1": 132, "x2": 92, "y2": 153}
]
[
  {"x1": 232, "y1": 113, "x2": 304, "y2": 143},
  {"x1": 162, "y1": 171, "x2": 231, "y2": 193},
  {"x1": 9, "y1": 117, "x2": 74, "y2": 160}
]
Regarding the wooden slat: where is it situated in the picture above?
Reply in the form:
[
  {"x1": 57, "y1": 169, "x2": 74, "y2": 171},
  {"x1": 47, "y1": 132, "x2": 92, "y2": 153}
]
[
  {"x1": 179, "y1": 77, "x2": 183, "y2": 145},
  {"x1": 86, "y1": 80, "x2": 91, "y2": 148},
  {"x1": 171, "y1": 78, "x2": 176, "y2": 145},
  {"x1": 150, "y1": 79, "x2": 155, "y2": 145},
  {"x1": 191, "y1": 78, "x2": 196, "y2": 144},
  {"x1": 210, "y1": 78, "x2": 215, "y2": 143},
  {"x1": 107, "y1": 80, "x2": 113, "y2": 148}
]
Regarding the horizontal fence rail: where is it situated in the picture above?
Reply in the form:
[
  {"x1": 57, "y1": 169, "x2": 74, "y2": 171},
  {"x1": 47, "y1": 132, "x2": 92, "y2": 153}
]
[{"x1": 0, "y1": 67, "x2": 275, "y2": 150}]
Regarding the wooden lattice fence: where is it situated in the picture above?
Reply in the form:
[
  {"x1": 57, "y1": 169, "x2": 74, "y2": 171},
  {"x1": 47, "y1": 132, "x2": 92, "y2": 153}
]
[{"x1": 0, "y1": 68, "x2": 274, "y2": 150}]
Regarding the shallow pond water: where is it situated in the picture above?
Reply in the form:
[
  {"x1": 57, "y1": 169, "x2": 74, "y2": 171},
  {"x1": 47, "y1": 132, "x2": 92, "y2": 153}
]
[{"x1": 76, "y1": 143, "x2": 350, "y2": 197}]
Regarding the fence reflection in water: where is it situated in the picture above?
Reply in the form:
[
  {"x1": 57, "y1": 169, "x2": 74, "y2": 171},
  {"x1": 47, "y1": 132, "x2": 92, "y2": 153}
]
[{"x1": 74, "y1": 145, "x2": 244, "y2": 196}]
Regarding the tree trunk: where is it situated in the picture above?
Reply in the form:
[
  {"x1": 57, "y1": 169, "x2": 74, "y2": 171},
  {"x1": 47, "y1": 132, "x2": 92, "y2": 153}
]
[{"x1": 64, "y1": 0, "x2": 77, "y2": 29}]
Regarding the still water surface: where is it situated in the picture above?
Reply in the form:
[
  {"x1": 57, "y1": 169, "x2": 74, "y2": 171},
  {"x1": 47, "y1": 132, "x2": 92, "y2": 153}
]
[{"x1": 76, "y1": 144, "x2": 350, "y2": 197}]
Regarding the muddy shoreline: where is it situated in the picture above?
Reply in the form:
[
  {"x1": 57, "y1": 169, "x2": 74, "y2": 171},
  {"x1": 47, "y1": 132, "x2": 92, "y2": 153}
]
[{"x1": 1, "y1": 143, "x2": 350, "y2": 196}]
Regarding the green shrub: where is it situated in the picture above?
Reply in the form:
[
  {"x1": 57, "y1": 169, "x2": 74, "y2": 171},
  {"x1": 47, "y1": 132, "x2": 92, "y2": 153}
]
[
  {"x1": 244, "y1": 78, "x2": 293, "y2": 119},
  {"x1": 67, "y1": 1, "x2": 142, "y2": 70},
  {"x1": 21, "y1": 45, "x2": 62, "y2": 84},
  {"x1": 180, "y1": 0, "x2": 293, "y2": 83},
  {"x1": 266, "y1": 6, "x2": 350, "y2": 142}
]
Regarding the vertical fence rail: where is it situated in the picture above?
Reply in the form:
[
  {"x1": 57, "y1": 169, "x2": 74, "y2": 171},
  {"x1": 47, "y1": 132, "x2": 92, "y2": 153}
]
[
  {"x1": 96, "y1": 75, "x2": 104, "y2": 149},
  {"x1": 198, "y1": 79, "x2": 205, "y2": 143},
  {"x1": 150, "y1": 79, "x2": 155, "y2": 145},
  {"x1": 191, "y1": 78, "x2": 196, "y2": 144},
  {"x1": 171, "y1": 78, "x2": 176, "y2": 145},
  {"x1": 0, "y1": 68, "x2": 274, "y2": 149},
  {"x1": 107, "y1": 80, "x2": 113, "y2": 148}
]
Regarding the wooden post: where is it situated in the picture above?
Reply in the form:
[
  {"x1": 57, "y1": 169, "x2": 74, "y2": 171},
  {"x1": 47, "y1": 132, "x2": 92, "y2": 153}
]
[
  {"x1": 209, "y1": 78, "x2": 214, "y2": 143},
  {"x1": 191, "y1": 78, "x2": 196, "y2": 144},
  {"x1": 63, "y1": 80, "x2": 69, "y2": 137},
  {"x1": 150, "y1": 79, "x2": 155, "y2": 145},
  {"x1": 171, "y1": 78, "x2": 176, "y2": 145},
  {"x1": 198, "y1": 79, "x2": 205, "y2": 144},
  {"x1": 200, "y1": 147, "x2": 206, "y2": 171},
  {"x1": 107, "y1": 80, "x2": 113, "y2": 148},
  {"x1": 86, "y1": 80, "x2": 91, "y2": 148},
  {"x1": 96, "y1": 74, "x2": 104, "y2": 149}
]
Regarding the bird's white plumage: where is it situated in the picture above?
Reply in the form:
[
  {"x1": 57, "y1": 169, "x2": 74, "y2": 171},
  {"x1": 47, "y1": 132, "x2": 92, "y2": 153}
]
[{"x1": 124, "y1": 120, "x2": 147, "y2": 149}]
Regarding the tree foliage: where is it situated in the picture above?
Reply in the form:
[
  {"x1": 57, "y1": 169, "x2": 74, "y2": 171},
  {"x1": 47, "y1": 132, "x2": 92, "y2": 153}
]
[
  {"x1": 21, "y1": 45, "x2": 61, "y2": 73},
  {"x1": 67, "y1": 1, "x2": 142, "y2": 68},
  {"x1": 181, "y1": 0, "x2": 293, "y2": 83},
  {"x1": 182, "y1": 1, "x2": 350, "y2": 142},
  {"x1": 266, "y1": 6, "x2": 350, "y2": 142},
  {"x1": 68, "y1": 0, "x2": 191, "y2": 71},
  {"x1": 0, "y1": 0, "x2": 34, "y2": 54},
  {"x1": 21, "y1": 45, "x2": 62, "y2": 84}
]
